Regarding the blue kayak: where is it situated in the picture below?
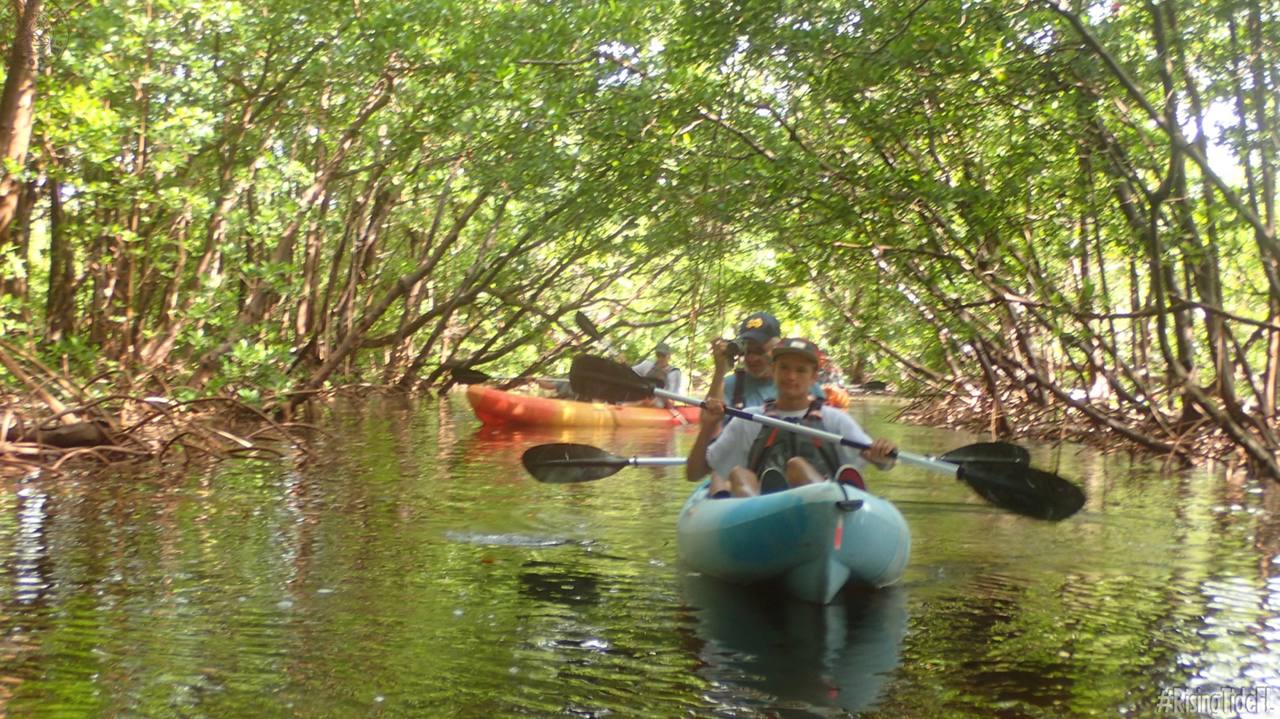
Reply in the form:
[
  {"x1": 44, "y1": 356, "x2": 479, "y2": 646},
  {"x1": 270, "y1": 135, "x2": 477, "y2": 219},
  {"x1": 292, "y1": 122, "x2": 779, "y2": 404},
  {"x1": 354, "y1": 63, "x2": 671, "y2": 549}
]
[{"x1": 676, "y1": 480, "x2": 911, "y2": 604}]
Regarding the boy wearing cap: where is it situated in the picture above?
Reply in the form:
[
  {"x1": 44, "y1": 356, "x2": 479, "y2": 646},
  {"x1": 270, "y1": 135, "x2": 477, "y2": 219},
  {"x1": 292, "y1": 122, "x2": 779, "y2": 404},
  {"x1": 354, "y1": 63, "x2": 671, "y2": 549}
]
[
  {"x1": 708, "y1": 311, "x2": 825, "y2": 411},
  {"x1": 687, "y1": 338, "x2": 897, "y2": 497},
  {"x1": 631, "y1": 342, "x2": 682, "y2": 408}
]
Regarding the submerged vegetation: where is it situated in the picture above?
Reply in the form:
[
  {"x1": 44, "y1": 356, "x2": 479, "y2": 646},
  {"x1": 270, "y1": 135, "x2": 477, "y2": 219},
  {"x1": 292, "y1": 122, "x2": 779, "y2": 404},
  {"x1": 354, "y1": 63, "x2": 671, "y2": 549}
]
[{"x1": 0, "y1": 0, "x2": 1276, "y2": 479}]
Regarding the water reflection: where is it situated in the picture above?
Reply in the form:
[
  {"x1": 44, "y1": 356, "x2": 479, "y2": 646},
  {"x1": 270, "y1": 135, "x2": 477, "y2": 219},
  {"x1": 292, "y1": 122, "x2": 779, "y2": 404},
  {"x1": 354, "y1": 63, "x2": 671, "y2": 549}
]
[
  {"x1": 13, "y1": 487, "x2": 50, "y2": 606},
  {"x1": 679, "y1": 572, "x2": 907, "y2": 714},
  {"x1": 519, "y1": 560, "x2": 604, "y2": 607},
  {"x1": 459, "y1": 424, "x2": 683, "y2": 463}
]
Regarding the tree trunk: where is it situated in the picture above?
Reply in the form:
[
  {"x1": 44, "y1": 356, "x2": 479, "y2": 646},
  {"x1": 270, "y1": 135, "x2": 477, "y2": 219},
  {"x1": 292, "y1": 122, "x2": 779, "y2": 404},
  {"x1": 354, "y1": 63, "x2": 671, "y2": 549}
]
[
  {"x1": 44, "y1": 170, "x2": 74, "y2": 339},
  {"x1": 189, "y1": 70, "x2": 398, "y2": 388},
  {"x1": 0, "y1": 0, "x2": 42, "y2": 299}
]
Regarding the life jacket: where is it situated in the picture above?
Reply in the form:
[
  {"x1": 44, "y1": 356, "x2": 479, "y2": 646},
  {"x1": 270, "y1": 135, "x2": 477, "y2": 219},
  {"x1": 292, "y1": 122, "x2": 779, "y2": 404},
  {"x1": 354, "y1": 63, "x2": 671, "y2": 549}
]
[
  {"x1": 822, "y1": 384, "x2": 850, "y2": 409},
  {"x1": 746, "y1": 397, "x2": 842, "y2": 478}
]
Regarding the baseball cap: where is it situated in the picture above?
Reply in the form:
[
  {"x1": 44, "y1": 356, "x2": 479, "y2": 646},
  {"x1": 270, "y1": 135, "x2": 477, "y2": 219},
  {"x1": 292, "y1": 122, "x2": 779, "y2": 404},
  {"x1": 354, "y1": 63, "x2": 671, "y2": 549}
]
[
  {"x1": 771, "y1": 337, "x2": 821, "y2": 364},
  {"x1": 654, "y1": 342, "x2": 672, "y2": 356},
  {"x1": 735, "y1": 312, "x2": 781, "y2": 345}
]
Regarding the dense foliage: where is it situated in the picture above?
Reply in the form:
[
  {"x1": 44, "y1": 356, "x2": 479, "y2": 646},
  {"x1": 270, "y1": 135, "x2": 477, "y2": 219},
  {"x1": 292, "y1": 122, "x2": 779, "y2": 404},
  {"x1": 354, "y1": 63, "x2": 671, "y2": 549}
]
[{"x1": 0, "y1": 0, "x2": 1275, "y2": 477}]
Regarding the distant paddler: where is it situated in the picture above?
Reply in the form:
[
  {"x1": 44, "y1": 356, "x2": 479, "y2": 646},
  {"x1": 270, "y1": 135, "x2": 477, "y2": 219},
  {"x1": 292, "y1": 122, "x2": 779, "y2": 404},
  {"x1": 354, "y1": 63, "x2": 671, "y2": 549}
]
[{"x1": 630, "y1": 342, "x2": 682, "y2": 408}]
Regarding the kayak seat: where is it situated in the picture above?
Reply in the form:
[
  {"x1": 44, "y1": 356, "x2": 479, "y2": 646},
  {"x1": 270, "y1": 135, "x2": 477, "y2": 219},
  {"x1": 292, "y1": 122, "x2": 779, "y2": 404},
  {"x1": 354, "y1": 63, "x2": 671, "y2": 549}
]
[
  {"x1": 835, "y1": 465, "x2": 866, "y2": 490},
  {"x1": 759, "y1": 467, "x2": 789, "y2": 494}
]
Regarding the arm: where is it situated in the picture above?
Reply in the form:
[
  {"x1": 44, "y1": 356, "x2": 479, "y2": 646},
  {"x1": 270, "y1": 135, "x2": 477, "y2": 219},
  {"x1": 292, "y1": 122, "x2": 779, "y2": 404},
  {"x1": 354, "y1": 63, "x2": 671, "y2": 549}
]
[
  {"x1": 545, "y1": 379, "x2": 576, "y2": 399},
  {"x1": 686, "y1": 398, "x2": 725, "y2": 481},
  {"x1": 831, "y1": 411, "x2": 897, "y2": 471},
  {"x1": 862, "y1": 438, "x2": 897, "y2": 471},
  {"x1": 705, "y1": 340, "x2": 733, "y2": 402},
  {"x1": 824, "y1": 409, "x2": 896, "y2": 470}
]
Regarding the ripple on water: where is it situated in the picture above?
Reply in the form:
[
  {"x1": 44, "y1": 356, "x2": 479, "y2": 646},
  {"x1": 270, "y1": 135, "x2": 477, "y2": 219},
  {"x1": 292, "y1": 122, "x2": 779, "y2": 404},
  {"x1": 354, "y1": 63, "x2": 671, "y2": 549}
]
[{"x1": 442, "y1": 530, "x2": 576, "y2": 547}]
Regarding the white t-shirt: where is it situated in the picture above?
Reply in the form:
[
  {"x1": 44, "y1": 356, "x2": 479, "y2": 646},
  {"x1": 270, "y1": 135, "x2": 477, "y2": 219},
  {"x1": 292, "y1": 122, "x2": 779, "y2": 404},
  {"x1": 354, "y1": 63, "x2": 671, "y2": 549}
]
[{"x1": 705, "y1": 404, "x2": 874, "y2": 478}]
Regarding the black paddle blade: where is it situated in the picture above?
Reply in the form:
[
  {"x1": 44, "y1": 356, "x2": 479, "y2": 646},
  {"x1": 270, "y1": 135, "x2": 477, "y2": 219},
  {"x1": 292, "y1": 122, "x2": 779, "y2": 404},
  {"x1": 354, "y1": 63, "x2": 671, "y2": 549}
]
[
  {"x1": 956, "y1": 462, "x2": 1086, "y2": 521},
  {"x1": 940, "y1": 442, "x2": 1030, "y2": 466},
  {"x1": 450, "y1": 367, "x2": 493, "y2": 385},
  {"x1": 569, "y1": 354, "x2": 659, "y2": 402},
  {"x1": 521, "y1": 443, "x2": 628, "y2": 483},
  {"x1": 575, "y1": 311, "x2": 604, "y2": 341}
]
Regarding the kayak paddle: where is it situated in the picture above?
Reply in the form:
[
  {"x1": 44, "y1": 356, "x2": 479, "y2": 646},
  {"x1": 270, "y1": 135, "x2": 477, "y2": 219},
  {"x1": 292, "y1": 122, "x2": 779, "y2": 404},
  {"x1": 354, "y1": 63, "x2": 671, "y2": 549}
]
[
  {"x1": 567, "y1": 354, "x2": 1086, "y2": 521},
  {"x1": 521, "y1": 441, "x2": 1032, "y2": 485},
  {"x1": 449, "y1": 314, "x2": 607, "y2": 387},
  {"x1": 937, "y1": 441, "x2": 1029, "y2": 465},
  {"x1": 574, "y1": 311, "x2": 605, "y2": 341},
  {"x1": 522, "y1": 443, "x2": 687, "y2": 483},
  {"x1": 574, "y1": 310, "x2": 630, "y2": 360}
]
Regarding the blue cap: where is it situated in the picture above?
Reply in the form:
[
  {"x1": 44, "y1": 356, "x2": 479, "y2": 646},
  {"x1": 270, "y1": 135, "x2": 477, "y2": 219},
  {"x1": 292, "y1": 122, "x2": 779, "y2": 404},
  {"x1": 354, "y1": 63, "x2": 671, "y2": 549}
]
[{"x1": 736, "y1": 312, "x2": 781, "y2": 345}]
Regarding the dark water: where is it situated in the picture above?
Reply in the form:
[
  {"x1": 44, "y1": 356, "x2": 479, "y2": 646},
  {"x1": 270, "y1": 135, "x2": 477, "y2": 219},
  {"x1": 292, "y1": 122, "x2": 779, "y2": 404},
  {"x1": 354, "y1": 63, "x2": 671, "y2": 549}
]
[{"x1": 2, "y1": 395, "x2": 1279, "y2": 718}]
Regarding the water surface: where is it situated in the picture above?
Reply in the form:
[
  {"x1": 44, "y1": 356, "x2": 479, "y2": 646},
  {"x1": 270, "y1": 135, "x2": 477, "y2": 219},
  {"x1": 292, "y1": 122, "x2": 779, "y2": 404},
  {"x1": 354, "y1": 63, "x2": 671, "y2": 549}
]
[{"x1": 1, "y1": 395, "x2": 1277, "y2": 717}]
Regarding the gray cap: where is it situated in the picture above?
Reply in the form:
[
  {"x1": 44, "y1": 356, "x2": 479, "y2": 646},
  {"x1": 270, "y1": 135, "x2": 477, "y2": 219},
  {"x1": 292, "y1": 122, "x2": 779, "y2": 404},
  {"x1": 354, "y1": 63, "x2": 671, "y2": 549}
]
[
  {"x1": 771, "y1": 337, "x2": 821, "y2": 364},
  {"x1": 654, "y1": 342, "x2": 673, "y2": 356}
]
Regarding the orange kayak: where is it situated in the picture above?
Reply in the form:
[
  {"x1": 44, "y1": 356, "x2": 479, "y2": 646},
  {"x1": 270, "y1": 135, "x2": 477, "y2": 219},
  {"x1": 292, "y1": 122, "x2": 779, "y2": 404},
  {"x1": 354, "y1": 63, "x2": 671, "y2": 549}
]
[{"x1": 466, "y1": 385, "x2": 700, "y2": 428}]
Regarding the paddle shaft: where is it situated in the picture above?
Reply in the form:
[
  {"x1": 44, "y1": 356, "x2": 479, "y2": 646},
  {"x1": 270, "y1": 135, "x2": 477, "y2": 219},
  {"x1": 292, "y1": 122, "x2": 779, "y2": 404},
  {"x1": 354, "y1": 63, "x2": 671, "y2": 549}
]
[
  {"x1": 653, "y1": 388, "x2": 962, "y2": 477},
  {"x1": 538, "y1": 456, "x2": 686, "y2": 468}
]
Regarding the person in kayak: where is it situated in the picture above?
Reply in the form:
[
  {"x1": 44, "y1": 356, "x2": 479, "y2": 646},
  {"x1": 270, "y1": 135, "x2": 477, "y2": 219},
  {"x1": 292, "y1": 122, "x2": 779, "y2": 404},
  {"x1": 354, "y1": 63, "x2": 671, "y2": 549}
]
[
  {"x1": 686, "y1": 337, "x2": 897, "y2": 498},
  {"x1": 537, "y1": 351, "x2": 631, "y2": 402},
  {"x1": 707, "y1": 311, "x2": 824, "y2": 412},
  {"x1": 631, "y1": 342, "x2": 683, "y2": 408},
  {"x1": 536, "y1": 377, "x2": 579, "y2": 400}
]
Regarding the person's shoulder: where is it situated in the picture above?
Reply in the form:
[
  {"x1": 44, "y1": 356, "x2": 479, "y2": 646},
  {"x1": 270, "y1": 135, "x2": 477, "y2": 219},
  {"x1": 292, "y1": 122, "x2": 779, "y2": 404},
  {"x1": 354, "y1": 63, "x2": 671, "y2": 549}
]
[
  {"x1": 819, "y1": 404, "x2": 855, "y2": 422},
  {"x1": 823, "y1": 409, "x2": 865, "y2": 435},
  {"x1": 716, "y1": 414, "x2": 757, "y2": 440}
]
